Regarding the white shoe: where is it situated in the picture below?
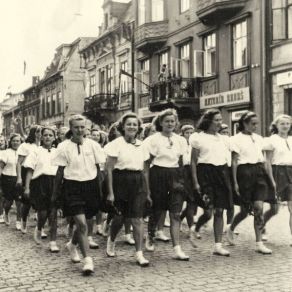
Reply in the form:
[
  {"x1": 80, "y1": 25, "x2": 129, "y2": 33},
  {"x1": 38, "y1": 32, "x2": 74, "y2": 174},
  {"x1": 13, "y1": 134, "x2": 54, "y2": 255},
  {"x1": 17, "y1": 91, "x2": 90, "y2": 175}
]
[
  {"x1": 145, "y1": 235, "x2": 155, "y2": 252},
  {"x1": 226, "y1": 226, "x2": 235, "y2": 246},
  {"x1": 155, "y1": 230, "x2": 170, "y2": 242},
  {"x1": 88, "y1": 236, "x2": 99, "y2": 249},
  {"x1": 66, "y1": 241, "x2": 81, "y2": 263},
  {"x1": 173, "y1": 245, "x2": 189, "y2": 261},
  {"x1": 189, "y1": 231, "x2": 198, "y2": 248},
  {"x1": 135, "y1": 251, "x2": 149, "y2": 267},
  {"x1": 194, "y1": 231, "x2": 201, "y2": 239},
  {"x1": 49, "y1": 241, "x2": 60, "y2": 253},
  {"x1": 16, "y1": 221, "x2": 21, "y2": 231},
  {"x1": 124, "y1": 233, "x2": 135, "y2": 245},
  {"x1": 82, "y1": 257, "x2": 94, "y2": 275},
  {"x1": 193, "y1": 216, "x2": 198, "y2": 224},
  {"x1": 41, "y1": 229, "x2": 47, "y2": 239},
  {"x1": 0, "y1": 215, "x2": 4, "y2": 224},
  {"x1": 164, "y1": 220, "x2": 170, "y2": 228},
  {"x1": 102, "y1": 220, "x2": 109, "y2": 237},
  {"x1": 4, "y1": 213, "x2": 10, "y2": 226},
  {"x1": 34, "y1": 227, "x2": 42, "y2": 245},
  {"x1": 96, "y1": 224, "x2": 103, "y2": 236},
  {"x1": 213, "y1": 243, "x2": 230, "y2": 257},
  {"x1": 255, "y1": 242, "x2": 272, "y2": 255},
  {"x1": 21, "y1": 220, "x2": 27, "y2": 234},
  {"x1": 106, "y1": 237, "x2": 116, "y2": 257}
]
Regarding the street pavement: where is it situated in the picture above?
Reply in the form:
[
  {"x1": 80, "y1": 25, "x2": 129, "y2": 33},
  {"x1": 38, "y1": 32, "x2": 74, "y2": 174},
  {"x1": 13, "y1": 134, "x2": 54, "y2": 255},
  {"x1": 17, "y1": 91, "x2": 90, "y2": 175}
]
[{"x1": 0, "y1": 205, "x2": 291, "y2": 292}]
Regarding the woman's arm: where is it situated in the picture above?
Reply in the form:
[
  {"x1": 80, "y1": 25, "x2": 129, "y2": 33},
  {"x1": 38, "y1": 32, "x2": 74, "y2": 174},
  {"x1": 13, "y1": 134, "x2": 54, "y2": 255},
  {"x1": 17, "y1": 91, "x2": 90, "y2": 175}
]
[
  {"x1": 106, "y1": 156, "x2": 117, "y2": 202},
  {"x1": 264, "y1": 150, "x2": 276, "y2": 191},
  {"x1": 52, "y1": 166, "x2": 65, "y2": 203},
  {"x1": 231, "y1": 152, "x2": 240, "y2": 196},
  {"x1": 190, "y1": 148, "x2": 201, "y2": 193},
  {"x1": 24, "y1": 168, "x2": 33, "y2": 198},
  {"x1": 143, "y1": 160, "x2": 152, "y2": 205},
  {"x1": 16, "y1": 156, "x2": 25, "y2": 185}
]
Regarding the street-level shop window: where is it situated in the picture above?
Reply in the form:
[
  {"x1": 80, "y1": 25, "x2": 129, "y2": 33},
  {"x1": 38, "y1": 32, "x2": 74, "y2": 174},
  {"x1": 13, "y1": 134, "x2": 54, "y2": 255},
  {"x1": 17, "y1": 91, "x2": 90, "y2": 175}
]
[
  {"x1": 152, "y1": 0, "x2": 164, "y2": 21},
  {"x1": 232, "y1": 20, "x2": 247, "y2": 69},
  {"x1": 180, "y1": 0, "x2": 189, "y2": 13},
  {"x1": 140, "y1": 59, "x2": 150, "y2": 93},
  {"x1": 272, "y1": 0, "x2": 292, "y2": 40},
  {"x1": 138, "y1": 0, "x2": 146, "y2": 25},
  {"x1": 90, "y1": 74, "x2": 96, "y2": 96},
  {"x1": 203, "y1": 32, "x2": 216, "y2": 76}
]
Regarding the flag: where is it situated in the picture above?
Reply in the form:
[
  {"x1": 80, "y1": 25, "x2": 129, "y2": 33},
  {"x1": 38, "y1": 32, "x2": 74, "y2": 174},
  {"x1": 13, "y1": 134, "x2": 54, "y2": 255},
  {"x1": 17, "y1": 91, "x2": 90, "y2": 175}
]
[
  {"x1": 120, "y1": 69, "x2": 133, "y2": 78},
  {"x1": 23, "y1": 61, "x2": 26, "y2": 75}
]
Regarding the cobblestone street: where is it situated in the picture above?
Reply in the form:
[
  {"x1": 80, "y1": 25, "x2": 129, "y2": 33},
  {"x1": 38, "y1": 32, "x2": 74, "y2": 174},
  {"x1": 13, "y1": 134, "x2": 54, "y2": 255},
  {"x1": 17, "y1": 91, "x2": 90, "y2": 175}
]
[{"x1": 0, "y1": 206, "x2": 291, "y2": 292}]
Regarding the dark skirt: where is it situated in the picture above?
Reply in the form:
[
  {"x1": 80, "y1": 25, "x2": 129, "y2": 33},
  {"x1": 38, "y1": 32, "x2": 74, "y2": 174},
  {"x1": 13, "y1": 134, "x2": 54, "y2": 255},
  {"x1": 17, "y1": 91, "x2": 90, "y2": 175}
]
[
  {"x1": 183, "y1": 165, "x2": 197, "y2": 204},
  {"x1": 237, "y1": 163, "x2": 276, "y2": 204},
  {"x1": 18, "y1": 167, "x2": 31, "y2": 205},
  {"x1": 197, "y1": 163, "x2": 233, "y2": 210},
  {"x1": 30, "y1": 175, "x2": 55, "y2": 211},
  {"x1": 113, "y1": 169, "x2": 146, "y2": 218},
  {"x1": 62, "y1": 177, "x2": 100, "y2": 219},
  {"x1": 150, "y1": 165, "x2": 185, "y2": 213},
  {"x1": 272, "y1": 165, "x2": 292, "y2": 202},
  {"x1": 1, "y1": 175, "x2": 19, "y2": 201}
]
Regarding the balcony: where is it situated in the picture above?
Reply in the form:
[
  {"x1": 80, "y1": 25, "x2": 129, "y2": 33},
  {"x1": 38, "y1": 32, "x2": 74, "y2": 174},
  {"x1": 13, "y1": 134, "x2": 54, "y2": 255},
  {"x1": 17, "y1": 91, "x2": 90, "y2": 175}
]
[
  {"x1": 135, "y1": 20, "x2": 168, "y2": 53},
  {"x1": 196, "y1": 0, "x2": 246, "y2": 24},
  {"x1": 149, "y1": 78, "x2": 200, "y2": 113}
]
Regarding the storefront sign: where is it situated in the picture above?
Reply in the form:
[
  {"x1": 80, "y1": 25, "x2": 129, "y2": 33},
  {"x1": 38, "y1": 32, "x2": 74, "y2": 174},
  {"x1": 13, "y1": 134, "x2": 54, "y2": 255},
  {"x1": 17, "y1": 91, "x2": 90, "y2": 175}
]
[
  {"x1": 276, "y1": 71, "x2": 292, "y2": 86},
  {"x1": 200, "y1": 87, "x2": 250, "y2": 110}
]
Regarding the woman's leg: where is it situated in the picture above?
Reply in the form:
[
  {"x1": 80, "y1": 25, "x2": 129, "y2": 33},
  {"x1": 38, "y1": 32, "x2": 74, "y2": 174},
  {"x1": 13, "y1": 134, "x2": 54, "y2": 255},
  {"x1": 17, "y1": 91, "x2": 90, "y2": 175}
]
[
  {"x1": 72, "y1": 214, "x2": 89, "y2": 258},
  {"x1": 263, "y1": 203, "x2": 280, "y2": 230},
  {"x1": 48, "y1": 208, "x2": 58, "y2": 242},
  {"x1": 230, "y1": 206, "x2": 248, "y2": 231},
  {"x1": 15, "y1": 201, "x2": 21, "y2": 222},
  {"x1": 131, "y1": 217, "x2": 144, "y2": 252},
  {"x1": 110, "y1": 215, "x2": 125, "y2": 242},
  {"x1": 226, "y1": 206, "x2": 234, "y2": 225},
  {"x1": 287, "y1": 201, "x2": 292, "y2": 245},
  {"x1": 169, "y1": 212, "x2": 181, "y2": 247},
  {"x1": 3, "y1": 199, "x2": 13, "y2": 216},
  {"x1": 213, "y1": 208, "x2": 224, "y2": 243},
  {"x1": 195, "y1": 208, "x2": 212, "y2": 234}
]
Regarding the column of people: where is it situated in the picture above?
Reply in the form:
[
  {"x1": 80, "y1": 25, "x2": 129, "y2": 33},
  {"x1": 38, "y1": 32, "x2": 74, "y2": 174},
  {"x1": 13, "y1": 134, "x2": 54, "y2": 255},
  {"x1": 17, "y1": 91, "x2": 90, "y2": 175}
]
[{"x1": 0, "y1": 109, "x2": 291, "y2": 276}]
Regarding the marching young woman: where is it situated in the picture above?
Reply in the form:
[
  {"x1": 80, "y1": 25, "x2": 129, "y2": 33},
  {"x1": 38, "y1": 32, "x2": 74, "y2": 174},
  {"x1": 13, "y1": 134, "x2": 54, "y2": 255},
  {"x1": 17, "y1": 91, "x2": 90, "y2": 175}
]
[
  {"x1": 227, "y1": 111, "x2": 275, "y2": 254},
  {"x1": 0, "y1": 134, "x2": 22, "y2": 228},
  {"x1": 179, "y1": 124, "x2": 199, "y2": 247},
  {"x1": 0, "y1": 135, "x2": 7, "y2": 224},
  {"x1": 190, "y1": 109, "x2": 233, "y2": 256},
  {"x1": 16, "y1": 125, "x2": 42, "y2": 234},
  {"x1": 23, "y1": 127, "x2": 59, "y2": 252},
  {"x1": 262, "y1": 114, "x2": 292, "y2": 246},
  {"x1": 105, "y1": 113, "x2": 151, "y2": 266},
  {"x1": 144, "y1": 108, "x2": 189, "y2": 260},
  {"x1": 52, "y1": 115, "x2": 105, "y2": 275}
]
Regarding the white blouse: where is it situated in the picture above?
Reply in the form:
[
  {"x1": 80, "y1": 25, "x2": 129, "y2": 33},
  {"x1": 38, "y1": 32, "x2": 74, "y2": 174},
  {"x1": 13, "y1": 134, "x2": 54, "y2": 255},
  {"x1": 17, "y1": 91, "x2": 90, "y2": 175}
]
[
  {"x1": 17, "y1": 143, "x2": 39, "y2": 164},
  {"x1": 105, "y1": 137, "x2": 149, "y2": 171},
  {"x1": 52, "y1": 138, "x2": 106, "y2": 182},
  {"x1": 24, "y1": 147, "x2": 58, "y2": 179},
  {"x1": 230, "y1": 132, "x2": 265, "y2": 165},
  {"x1": 144, "y1": 132, "x2": 187, "y2": 168},
  {"x1": 263, "y1": 134, "x2": 292, "y2": 166},
  {"x1": 0, "y1": 149, "x2": 18, "y2": 176},
  {"x1": 190, "y1": 132, "x2": 230, "y2": 166}
]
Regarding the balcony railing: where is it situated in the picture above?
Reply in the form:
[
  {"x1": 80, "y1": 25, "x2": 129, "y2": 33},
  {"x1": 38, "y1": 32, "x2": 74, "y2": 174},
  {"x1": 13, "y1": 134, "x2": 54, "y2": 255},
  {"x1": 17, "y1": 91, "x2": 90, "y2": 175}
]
[
  {"x1": 196, "y1": 0, "x2": 246, "y2": 23},
  {"x1": 84, "y1": 92, "x2": 132, "y2": 113},
  {"x1": 135, "y1": 20, "x2": 168, "y2": 51},
  {"x1": 150, "y1": 78, "x2": 200, "y2": 103}
]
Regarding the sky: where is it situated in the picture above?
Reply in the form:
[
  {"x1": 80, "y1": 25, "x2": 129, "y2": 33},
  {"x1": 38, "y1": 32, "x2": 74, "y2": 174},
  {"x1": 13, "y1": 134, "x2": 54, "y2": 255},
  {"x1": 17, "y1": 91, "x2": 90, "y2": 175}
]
[{"x1": 0, "y1": 0, "x2": 105, "y2": 101}]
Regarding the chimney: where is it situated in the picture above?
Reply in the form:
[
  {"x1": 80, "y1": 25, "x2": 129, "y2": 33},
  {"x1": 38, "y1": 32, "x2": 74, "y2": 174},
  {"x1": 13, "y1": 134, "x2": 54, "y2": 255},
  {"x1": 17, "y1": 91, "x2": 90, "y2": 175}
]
[{"x1": 32, "y1": 76, "x2": 40, "y2": 86}]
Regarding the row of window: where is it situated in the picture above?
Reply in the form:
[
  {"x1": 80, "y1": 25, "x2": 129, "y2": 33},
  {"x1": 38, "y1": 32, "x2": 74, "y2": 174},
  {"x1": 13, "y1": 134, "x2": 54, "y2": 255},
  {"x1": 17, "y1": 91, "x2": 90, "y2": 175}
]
[
  {"x1": 24, "y1": 108, "x2": 39, "y2": 127},
  {"x1": 138, "y1": 19, "x2": 247, "y2": 92},
  {"x1": 41, "y1": 92, "x2": 62, "y2": 118},
  {"x1": 138, "y1": 0, "x2": 190, "y2": 25}
]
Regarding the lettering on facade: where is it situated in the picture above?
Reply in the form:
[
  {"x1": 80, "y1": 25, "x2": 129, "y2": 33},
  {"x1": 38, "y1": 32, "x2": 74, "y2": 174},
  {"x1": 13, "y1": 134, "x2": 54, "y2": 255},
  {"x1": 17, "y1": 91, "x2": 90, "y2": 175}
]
[{"x1": 200, "y1": 87, "x2": 250, "y2": 110}]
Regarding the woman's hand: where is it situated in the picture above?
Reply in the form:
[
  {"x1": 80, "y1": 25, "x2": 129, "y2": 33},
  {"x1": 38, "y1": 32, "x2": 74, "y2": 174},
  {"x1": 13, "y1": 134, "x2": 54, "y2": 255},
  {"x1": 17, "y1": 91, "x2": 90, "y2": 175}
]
[
  {"x1": 23, "y1": 188, "x2": 30, "y2": 200},
  {"x1": 234, "y1": 183, "x2": 240, "y2": 197}
]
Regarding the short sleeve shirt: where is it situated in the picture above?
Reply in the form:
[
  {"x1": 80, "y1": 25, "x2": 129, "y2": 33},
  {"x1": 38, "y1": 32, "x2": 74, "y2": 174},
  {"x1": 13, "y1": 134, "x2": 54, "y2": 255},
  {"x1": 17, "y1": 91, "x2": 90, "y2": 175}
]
[
  {"x1": 263, "y1": 134, "x2": 292, "y2": 165},
  {"x1": 189, "y1": 132, "x2": 230, "y2": 166},
  {"x1": 230, "y1": 132, "x2": 265, "y2": 165},
  {"x1": 17, "y1": 143, "x2": 39, "y2": 164},
  {"x1": 144, "y1": 132, "x2": 187, "y2": 168},
  {"x1": 52, "y1": 138, "x2": 106, "y2": 181},
  {"x1": 105, "y1": 137, "x2": 149, "y2": 171},
  {"x1": 24, "y1": 147, "x2": 58, "y2": 179},
  {"x1": 0, "y1": 149, "x2": 18, "y2": 176}
]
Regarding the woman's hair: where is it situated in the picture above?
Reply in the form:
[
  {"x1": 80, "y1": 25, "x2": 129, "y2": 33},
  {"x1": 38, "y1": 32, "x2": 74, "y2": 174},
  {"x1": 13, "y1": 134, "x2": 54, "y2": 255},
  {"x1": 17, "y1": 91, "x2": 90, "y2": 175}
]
[
  {"x1": 8, "y1": 133, "x2": 21, "y2": 148},
  {"x1": 41, "y1": 126, "x2": 56, "y2": 138},
  {"x1": 197, "y1": 109, "x2": 221, "y2": 132},
  {"x1": 69, "y1": 114, "x2": 85, "y2": 128},
  {"x1": 25, "y1": 125, "x2": 42, "y2": 144},
  {"x1": 116, "y1": 112, "x2": 143, "y2": 137},
  {"x1": 154, "y1": 108, "x2": 179, "y2": 132},
  {"x1": 270, "y1": 114, "x2": 292, "y2": 134},
  {"x1": 108, "y1": 122, "x2": 120, "y2": 142},
  {"x1": 237, "y1": 111, "x2": 257, "y2": 132},
  {"x1": 181, "y1": 124, "x2": 194, "y2": 135}
]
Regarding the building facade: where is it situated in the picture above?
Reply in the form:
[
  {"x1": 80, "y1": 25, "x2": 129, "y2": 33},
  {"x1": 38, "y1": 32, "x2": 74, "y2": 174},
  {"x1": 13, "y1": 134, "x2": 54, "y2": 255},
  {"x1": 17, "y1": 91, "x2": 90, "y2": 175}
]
[
  {"x1": 38, "y1": 37, "x2": 96, "y2": 127},
  {"x1": 81, "y1": 0, "x2": 134, "y2": 127}
]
